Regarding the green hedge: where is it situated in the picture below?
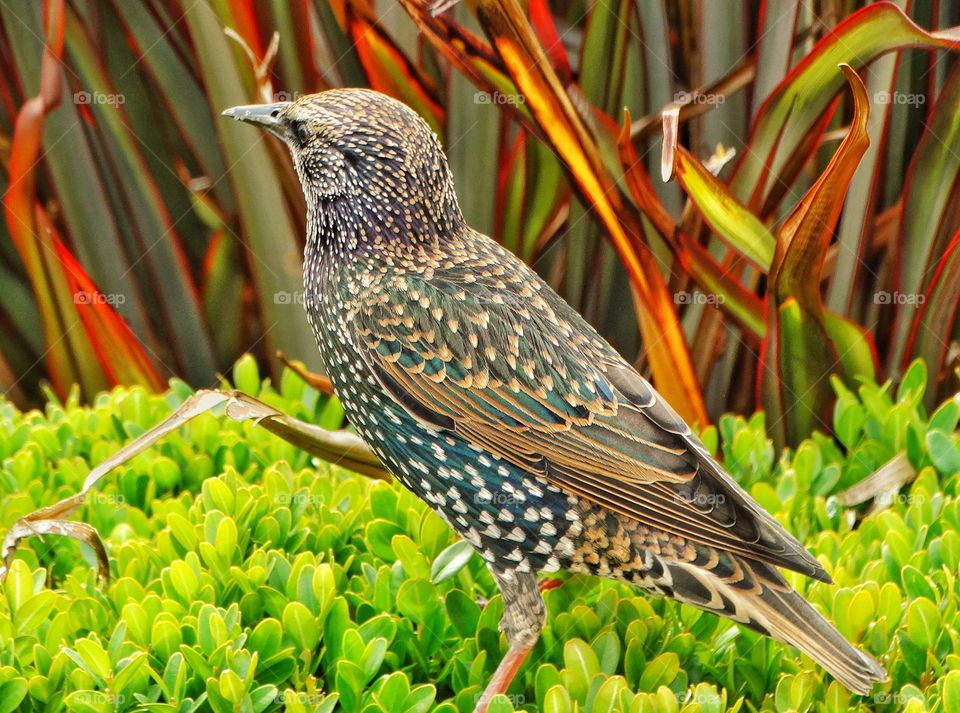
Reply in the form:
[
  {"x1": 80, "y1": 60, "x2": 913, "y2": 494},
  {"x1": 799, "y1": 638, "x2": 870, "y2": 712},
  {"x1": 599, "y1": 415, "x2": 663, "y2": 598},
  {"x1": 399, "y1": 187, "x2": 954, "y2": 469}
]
[{"x1": 0, "y1": 358, "x2": 958, "y2": 712}]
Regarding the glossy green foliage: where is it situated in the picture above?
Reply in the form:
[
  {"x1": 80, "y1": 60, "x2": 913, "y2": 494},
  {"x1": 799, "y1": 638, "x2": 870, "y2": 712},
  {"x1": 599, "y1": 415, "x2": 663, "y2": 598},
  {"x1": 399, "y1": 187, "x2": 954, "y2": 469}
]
[{"x1": 0, "y1": 358, "x2": 958, "y2": 711}]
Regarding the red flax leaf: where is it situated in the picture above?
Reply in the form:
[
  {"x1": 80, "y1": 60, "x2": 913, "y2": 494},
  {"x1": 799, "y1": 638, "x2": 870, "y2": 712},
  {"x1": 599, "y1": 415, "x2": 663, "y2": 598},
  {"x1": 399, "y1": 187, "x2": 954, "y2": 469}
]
[
  {"x1": 669, "y1": 143, "x2": 774, "y2": 271},
  {"x1": 2, "y1": 0, "x2": 104, "y2": 397},
  {"x1": 344, "y1": 2, "x2": 445, "y2": 135},
  {"x1": 528, "y1": 0, "x2": 571, "y2": 84},
  {"x1": 396, "y1": 0, "x2": 537, "y2": 130},
  {"x1": 619, "y1": 111, "x2": 766, "y2": 337},
  {"x1": 761, "y1": 65, "x2": 874, "y2": 446},
  {"x1": 769, "y1": 65, "x2": 871, "y2": 310},
  {"x1": 732, "y1": 2, "x2": 960, "y2": 212},
  {"x1": 3, "y1": 0, "x2": 164, "y2": 397},
  {"x1": 904, "y1": 227, "x2": 960, "y2": 406},
  {"x1": 495, "y1": 132, "x2": 570, "y2": 262},
  {"x1": 461, "y1": 0, "x2": 707, "y2": 425},
  {"x1": 4, "y1": 0, "x2": 64, "y2": 266},
  {"x1": 225, "y1": 0, "x2": 266, "y2": 58},
  {"x1": 50, "y1": 224, "x2": 165, "y2": 392},
  {"x1": 494, "y1": 131, "x2": 528, "y2": 249},
  {"x1": 889, "y1": 63, "x2": 960, "y2": 372}
]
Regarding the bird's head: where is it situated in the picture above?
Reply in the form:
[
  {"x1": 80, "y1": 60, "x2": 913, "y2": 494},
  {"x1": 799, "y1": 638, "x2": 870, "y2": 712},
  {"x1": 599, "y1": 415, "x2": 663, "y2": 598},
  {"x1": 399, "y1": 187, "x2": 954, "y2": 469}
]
[{"x1": 223, "y1": 89, "x2": 463, "y2": 249}]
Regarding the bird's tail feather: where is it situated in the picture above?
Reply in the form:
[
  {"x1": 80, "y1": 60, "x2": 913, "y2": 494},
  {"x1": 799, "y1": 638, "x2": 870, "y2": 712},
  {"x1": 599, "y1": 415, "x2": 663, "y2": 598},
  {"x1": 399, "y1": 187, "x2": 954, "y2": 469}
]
[{"x1": 656, "y1": 556, "x2": 887, "y2": 695}]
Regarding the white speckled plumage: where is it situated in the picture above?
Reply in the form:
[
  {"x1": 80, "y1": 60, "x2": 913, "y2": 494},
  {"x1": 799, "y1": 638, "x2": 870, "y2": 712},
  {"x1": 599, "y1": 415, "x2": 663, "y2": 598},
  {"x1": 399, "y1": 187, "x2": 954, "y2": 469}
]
[{"x1": 225, "y1": 89, "x2": 886, "y2": 705}]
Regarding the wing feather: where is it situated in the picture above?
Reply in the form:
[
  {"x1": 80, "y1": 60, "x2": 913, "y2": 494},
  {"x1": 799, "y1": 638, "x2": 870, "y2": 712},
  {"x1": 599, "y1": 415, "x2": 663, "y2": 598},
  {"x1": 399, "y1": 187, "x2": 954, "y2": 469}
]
[{"x1": 348, "y1": 236, "x2": 829, "y2": 581}]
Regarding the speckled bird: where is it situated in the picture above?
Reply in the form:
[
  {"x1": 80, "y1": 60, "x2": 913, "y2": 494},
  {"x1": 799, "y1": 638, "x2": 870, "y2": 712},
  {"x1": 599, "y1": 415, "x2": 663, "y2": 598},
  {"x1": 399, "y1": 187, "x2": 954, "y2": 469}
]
[{"x1": 223, "y1": 89, "x2": 886, "y2": 711}]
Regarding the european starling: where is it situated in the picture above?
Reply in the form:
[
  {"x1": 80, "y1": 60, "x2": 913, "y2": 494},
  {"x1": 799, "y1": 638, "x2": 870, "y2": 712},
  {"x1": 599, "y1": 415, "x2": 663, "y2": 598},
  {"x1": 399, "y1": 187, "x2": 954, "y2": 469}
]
[{"x1": 223, "y1": 90, "x2": 886, "y2": 711}]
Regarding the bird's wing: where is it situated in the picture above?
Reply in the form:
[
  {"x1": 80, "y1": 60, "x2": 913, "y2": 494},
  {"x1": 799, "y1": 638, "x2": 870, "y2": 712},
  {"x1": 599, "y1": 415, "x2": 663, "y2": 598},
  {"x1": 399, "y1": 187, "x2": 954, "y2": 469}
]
[{"x1": 346, "y1": 241, "x2": 828, "y2": 581}]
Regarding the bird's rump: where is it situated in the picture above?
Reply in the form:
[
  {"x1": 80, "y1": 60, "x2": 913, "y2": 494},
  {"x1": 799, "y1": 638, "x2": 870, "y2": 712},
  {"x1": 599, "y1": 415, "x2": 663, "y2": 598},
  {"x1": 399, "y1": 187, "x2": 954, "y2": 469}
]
[{"x1": 346, "y1": 231, "x2": 828, "y2": 582}]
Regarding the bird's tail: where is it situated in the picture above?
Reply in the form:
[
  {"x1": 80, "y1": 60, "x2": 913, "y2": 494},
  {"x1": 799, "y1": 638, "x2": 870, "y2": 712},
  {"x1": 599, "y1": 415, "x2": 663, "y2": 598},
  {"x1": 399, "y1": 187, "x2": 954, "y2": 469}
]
[{"x1": 657, "y1": 555, "x2": 887, "y2": 695}]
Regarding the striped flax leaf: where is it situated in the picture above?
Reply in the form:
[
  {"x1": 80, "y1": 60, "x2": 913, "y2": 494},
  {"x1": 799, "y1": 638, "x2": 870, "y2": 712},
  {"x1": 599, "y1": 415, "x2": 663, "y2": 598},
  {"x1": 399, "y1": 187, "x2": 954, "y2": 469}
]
[{"x1": 183, "y1": 0, "x2": 322, "y2": 375}]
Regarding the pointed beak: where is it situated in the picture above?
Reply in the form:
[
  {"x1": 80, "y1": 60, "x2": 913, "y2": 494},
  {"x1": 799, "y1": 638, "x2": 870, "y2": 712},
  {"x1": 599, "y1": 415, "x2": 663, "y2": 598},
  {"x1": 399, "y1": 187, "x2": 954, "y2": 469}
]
[{"x1": 221, "y1": 102, "x2": 291, "y2": 139}]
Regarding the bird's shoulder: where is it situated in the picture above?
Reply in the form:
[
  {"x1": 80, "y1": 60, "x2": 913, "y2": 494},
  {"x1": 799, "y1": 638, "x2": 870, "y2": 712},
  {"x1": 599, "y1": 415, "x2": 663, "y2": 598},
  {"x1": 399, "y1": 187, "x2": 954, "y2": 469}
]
[{"x1": 342, "y1": 230, "x2": 619, "y2": 419}]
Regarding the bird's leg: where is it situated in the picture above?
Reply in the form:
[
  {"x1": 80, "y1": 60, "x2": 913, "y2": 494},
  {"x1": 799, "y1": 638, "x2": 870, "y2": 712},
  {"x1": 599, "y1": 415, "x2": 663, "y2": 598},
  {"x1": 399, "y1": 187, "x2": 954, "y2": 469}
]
[{"x1": 474, "y1": 568, "x2": 545, "y2": 713}]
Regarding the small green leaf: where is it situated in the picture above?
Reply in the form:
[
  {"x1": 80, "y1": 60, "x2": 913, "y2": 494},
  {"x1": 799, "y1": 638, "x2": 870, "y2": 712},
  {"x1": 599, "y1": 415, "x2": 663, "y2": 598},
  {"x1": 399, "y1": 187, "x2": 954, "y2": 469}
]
[
  {"x1": 233, "y1": 354, "x2": 261, "y2": 395},
  {"x1": 151, "y1": 455, "x2": 181, "y2": 490},
  {"x1": 943, "y1": 670, "x2": 960, "y2": 713},
  {"x1": 3, "y1": 560, "x2": 36, "y2": 613},
  {"x1": 112, "y1": 652, "x2": 148, "y2": 695},
  {"x1": 901, "y1": 565, "x2": 938, "y2": 601},
  {"x1": 392, "y1": 534, "x2": 431, "y2": 580},
  {"x1": 543, "y1": 684, "x2": 572, "y2": 713},
  {"x1": 591, "y1": 630, "x2": 621, "y2": 676},
  {"x1": 846, "y1": 589, "x2": 875, "y2": 635},
  {"x1": 396, "y1": 579, "x2": 440, "y2": 625},
  {"x1": 0, "y1": 679, "x2": 28, "y2": 713},
  {"x1": 13, "y1": 590, "x2": 56, "y2": 633},
  {"x1": 926, "y1": 430, "x2": 960, "y2": 475},
  {"x1": 897, "y1": 360, "x2": 927, "y2": 402},
  {"x1": 366, "y1": 519, "x2": 404, "y2": 561},
  {"x1": 562, "y1": 638, "x2": 599, "y2": 703},
  {"x1": 282, "y1": 601, "x2": 320, "y2": 651},
  {"x1": 446, "y1": 589, "x2": 480, "y2": 639},
  {"x1": 638, "y1": 652, "x2": 679, "y2": 692},
  {"x1": 905, "y1": 598, "x2": 940, "y2": 649},
  {"x1": 431, "y1": 540, "x2": 475, "y2": 583}
]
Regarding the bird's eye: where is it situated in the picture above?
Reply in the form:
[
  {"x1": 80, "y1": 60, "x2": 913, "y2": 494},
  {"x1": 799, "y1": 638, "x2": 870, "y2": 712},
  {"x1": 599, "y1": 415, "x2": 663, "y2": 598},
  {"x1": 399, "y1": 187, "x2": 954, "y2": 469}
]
[{"x1": 291, "y1": 121, "x2": 311, "y2": 145}]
